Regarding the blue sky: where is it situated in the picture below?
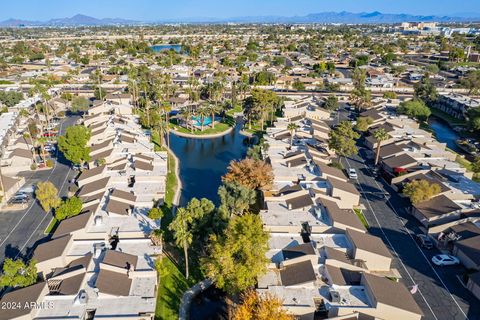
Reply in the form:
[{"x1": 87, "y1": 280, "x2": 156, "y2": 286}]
[{"x1": 0, "y1": 0, "x2": 477, "y2": 21}]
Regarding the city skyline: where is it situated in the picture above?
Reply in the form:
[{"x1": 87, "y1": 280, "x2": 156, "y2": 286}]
[{"x1": 0, "y1": 0, "x2": 479, "y2": 21}]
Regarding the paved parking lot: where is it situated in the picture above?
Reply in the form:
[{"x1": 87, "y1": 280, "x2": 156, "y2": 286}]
[
  {"x1": 342, "y1": 147, "x2": 480, "y2": 320},
  {"x1": 0, "y1": 115, "x2": 79, "y2": 263}
]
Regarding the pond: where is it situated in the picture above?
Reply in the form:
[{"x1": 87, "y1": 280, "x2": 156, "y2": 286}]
[
  {"x1": 150, "y1": 44, "x2": 182, "y2": 53},
  {"x1": 169, "y1": 118, "x2": 250, "y2": 206},
  {"x1": 428, "y1": 116, "x2": 462, "y2": 153}
]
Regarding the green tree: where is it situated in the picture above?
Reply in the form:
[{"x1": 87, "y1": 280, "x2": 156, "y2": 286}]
[
  {"x1": 287, "y1": 122, "x2": 299, "y2": 147},
  {"x1": 94, "y1": 86, "x2": 107, "y2": 100},
  {"x1": 403, "y1": 180, "x2": 442, "y2": 204},
  {"x1": 328, "y1": 121, "x2": 361, "y2": 156},
  {"x1": 71, "y1": 96, "x2": 89, "y2": 113},
  {"x1": 58, "y1": 125, "x2": 91, "y2": 165},
  {"x1": 324, "y1": 95, "x2": 339, "y2": 111},
  {"x1": 373, "y1": 128, "x2": 390, "y2": 165},
  {"x1": 148, "y1": 207, "x2": 164, "y2": 220},
  {"x1": 355, "y1": 116, "x2": 373, "y2": 132},
  {"x1": 169, "y1": 198, "x2": 216, "y2": 279},
  {"x1": 55, "y1": 196, "x2": 83, "y2": 221},
  {"x1": 0, "y1": 259, "x2": 37, "y2": 289},
  {"x1": 426, "y1": 64, "x2": 440, "y2": 74},
  {"x1": 414, "y1": 76, "x2": 437, "y2": 105},
  {"x1": 202, "y1": 214, "x2": 269, "y2": 294},
  {"x1": 397, "y1": 99, "x2": 431, "y2": 121},
  {"x1": 461, "y1": 70, "x2": 480, "y2": 94},
  {"x1": 292, "y1": 80, "x2": 305, "y2": 91},
  {"x1": 35, "y1": 181, "x2": 60, "y2": 212},
  {"x1": 218, "y1": 182, "x2": 256, "y2": 218},
  {"x1": 383, "y1": 91, "x2": 398, "y2": 100}
]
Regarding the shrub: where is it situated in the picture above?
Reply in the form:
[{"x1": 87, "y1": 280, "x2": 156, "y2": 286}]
[{"x1": 45, "y1": 159, "x2": 54, "y2": 168}]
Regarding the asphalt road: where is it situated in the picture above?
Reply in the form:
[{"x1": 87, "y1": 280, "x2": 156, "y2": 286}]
[
  {"x1": 341, "y1": 146, "x2": 480, "y2": 320},
  {"x1": 0, "y1": 115, "x2": 79, "y2": 263}
]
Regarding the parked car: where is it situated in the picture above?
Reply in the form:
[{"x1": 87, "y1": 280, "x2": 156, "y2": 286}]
[
  {"x1": 13, "y1": 192, "x2": 29, "y2": 200},
  {"x1": 72, "y1": 164, "x2": 81, "y2": 171},
  {"x1": 9, "y1": 198, "x2": 28, "y2": 205},
  {"x1": 416, "y1": 234, "x2": 433, "y2": 249},
  {"x1": 432, "y1": 254, "x2": 460, "y2": 266},
  {"x1": 43, "y1": 131, "x2": 57, "y2": 137},
  {"x1": 44, "y1": 145, "x2": 56, "y2": 152},
  {"x1": 348, "y1": 168, "x2": 358, "y2": 179}
]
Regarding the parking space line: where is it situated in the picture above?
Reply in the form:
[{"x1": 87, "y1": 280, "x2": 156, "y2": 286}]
[
  {"x1": 349, "y1": 153, "x2": 469, "y2": 319},
  {"x1": 342, "y1": 156, "x2": 439, "y2": 320}
]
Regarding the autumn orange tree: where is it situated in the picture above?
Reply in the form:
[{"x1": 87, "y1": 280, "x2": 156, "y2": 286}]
[
  {"x1": 223, "y1": 158, "x2": 274, "y2": 191},
  {"x1": 234, "y1": 289, "x2": 294, "y2": 320}
]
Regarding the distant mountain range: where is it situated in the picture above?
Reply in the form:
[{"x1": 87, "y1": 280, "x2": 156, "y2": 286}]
[
  {"x1": 0, "y1": 14, "x2": 139, "y2": 27},
  {"x1": 1, "y1": 11, "x2": 479, "y2": 27}
]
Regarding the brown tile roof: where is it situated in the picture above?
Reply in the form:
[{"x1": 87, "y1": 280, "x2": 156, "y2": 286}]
[
  {"x1": 325, "y1": 264, "x2": 362, "y2": 285},
  {"x1": 285, "y1": 156, "x2": 307, "y2": 168},
  {"x1": 285, "y1": 194, "x2": 313, "y2": 210},
  {"x1": 77, "y1": 177, "x2": 110, "y2": 197},
  {"x1": 111, "y1": 189, "x2": 136, "y2": 202},
  {"x1": 103, "y1": 250, "x2": 138, "y2": 269},
  {"x1": 1, "y1": 174, "x2": 20, "y2": 192},
  {"x1": 413, "y1": 194, "x2": 462, "y2": 219},
  {"x1": 135, "y1": 160, "x2": 153, "y2": 171},
  {"x1": 106, "y1": 199, "x2": 132, "y2": 215},
  {"x1": 282, "y1": 243, "x2": 316, "y2": 260},
  {"x1": 135, "y1": 153, "x2": 154, "y2": 162},
  {"x1": 8, "y1": 148, "x2": 32, "y2": 159},
  {"x1": 77, "y1": 165, "x2": 106, "y2": 182},
  {"x1": 280, "y1": 260, "x2": 317, "y2": 286},
  {"x1": 95, "y1": 269, "x2": 132, "y2": 296},
  {"x1": 346, "y1": 228, "x2": 392, "y2": 259},
  {"x1": 0, "y1": 282, "x2": 46, "y2": 320},
  {"x1": 363, "y1": 273, "x2": 423, "y2": 315},
  {"x1": 316, "y1": 162, "x2": 347, "y2": 181},
  {"x1": 328, "y1": 177, "x2": 360, "y2": 196},
  {"x1": 449, "y1": 222, "x2": 480, "y2": 240},
  {"x1": 33, "y1": 235, "x2": 72, "y2": 262},
  {"x1": 53, "y1": 212, "x2": 93, "y2": 239},
  {"x1": 324, "y1": 247, "x2": 352, "y2": 265},
  {"x1": 455, "y1": 235, "x2": 480, "y2": 267},
  {"x1": 90, "y1": 139, "x2": 113, "y2": 152},
  {"x1": 90, "y1": 148, "x2": 113, "y2": 162},
  {"x1": 379, "y1": 143, "x2": 407, "y2": 159},
  {"x1": 321, "y1": 199, "x2": 366, "y2": 232},
  {"x1": 120, "y1": 134, "x2": 136, "y2": 144},
  {"x1": 48, "y1": 272, "x2": 85, "y2": 295},
  {"x1": 382, "y1": 153, "x2": 417, "y2": 169}
]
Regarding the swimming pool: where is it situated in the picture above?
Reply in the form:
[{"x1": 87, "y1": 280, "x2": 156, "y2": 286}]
[{"x1": 192, "y1": 116, "x2": 212, "y2": 126}]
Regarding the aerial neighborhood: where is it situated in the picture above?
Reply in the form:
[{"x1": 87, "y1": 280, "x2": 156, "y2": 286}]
[{"x1": 0, "y1": 3, "x2": 479, "y2": 320}]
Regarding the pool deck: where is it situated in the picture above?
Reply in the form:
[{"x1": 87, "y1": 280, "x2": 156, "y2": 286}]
[{"x1": 170, "y1": 126, "x2": 234, "y2": 139}]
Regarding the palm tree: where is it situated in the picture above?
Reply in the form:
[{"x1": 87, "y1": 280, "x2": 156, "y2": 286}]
[
  {"x1": 373, "y1": 128, "x2": 390, "y2": 166},
  {"x1": 197, "y1": 106, "x2": 210, "y2": 132},
  {"x1": 168, "y1": 209, "x2": 193, "y2": 279},
  {"x1": 37, "y1": 136, "x2": 48, "y2": 163},
  {"x1": 287, "y1": 123, "x2": 299, "y2": 147},
  {"x1": 208, "y1": 103, "x2": 221, "y2": 129}
]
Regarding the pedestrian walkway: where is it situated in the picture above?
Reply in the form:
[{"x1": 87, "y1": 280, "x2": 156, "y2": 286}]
[{"x1": 178, "y1": 278, "x2": 213, "y2": 320}]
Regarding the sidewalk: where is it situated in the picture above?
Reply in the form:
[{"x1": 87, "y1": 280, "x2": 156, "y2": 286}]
[{"x1": 178, "y1": 278, "x2": 213, "y2": 320}]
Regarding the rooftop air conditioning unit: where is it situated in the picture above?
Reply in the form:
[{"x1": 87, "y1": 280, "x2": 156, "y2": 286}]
[{"x1": 330, "y1": 290, "x2": 341, "y2": 303}]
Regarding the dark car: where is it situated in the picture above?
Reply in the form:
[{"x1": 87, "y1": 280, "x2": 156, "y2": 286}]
[{"x1": 416, "y1": 234, "x2": 433, "y2": 249}]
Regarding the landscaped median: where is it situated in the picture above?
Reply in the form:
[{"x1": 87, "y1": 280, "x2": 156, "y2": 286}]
[{"x1": 354, "y1": 208, "x2": 369, "y2": 229}]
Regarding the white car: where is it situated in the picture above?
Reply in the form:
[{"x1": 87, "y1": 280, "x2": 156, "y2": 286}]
[
  {"x1": 348, "y1": 168, "x2": 358, "y2": 179},
  {"x1": 432, "y1": 254, "x2": 460, "y2": 266}
]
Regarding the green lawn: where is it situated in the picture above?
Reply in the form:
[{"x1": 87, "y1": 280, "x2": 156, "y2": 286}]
[
  {"x1": 44, "y1": 217, "x2": 58, "y2": 234},
  {"x1": 155, "y1": 257, "x2": 192, "y2": 320},
  {"x1": 454, "y1": 155, "x2": 480, "y2": 182},
  {"x1": 171, "y1": 122, "x2": 231, "y2": 135},
  {"x1": 354, "y1": 209, "x2": 369, "y2": 229}
]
